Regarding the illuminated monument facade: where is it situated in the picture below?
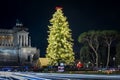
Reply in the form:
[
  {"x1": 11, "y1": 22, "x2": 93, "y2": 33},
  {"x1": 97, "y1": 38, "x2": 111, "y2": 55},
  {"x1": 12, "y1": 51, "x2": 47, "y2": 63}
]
[{"x1": 0, "y1": 21, "x2": 39, "y2": 66}]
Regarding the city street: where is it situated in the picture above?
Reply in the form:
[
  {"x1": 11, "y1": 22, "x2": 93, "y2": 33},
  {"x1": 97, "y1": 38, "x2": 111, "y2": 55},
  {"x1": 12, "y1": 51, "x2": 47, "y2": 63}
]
[{"x1": 0, "y1": 71, "x2": 120, "y2": 80}]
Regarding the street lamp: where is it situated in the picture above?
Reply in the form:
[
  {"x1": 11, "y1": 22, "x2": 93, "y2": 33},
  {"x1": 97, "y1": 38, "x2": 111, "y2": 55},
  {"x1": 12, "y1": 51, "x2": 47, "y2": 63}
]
[{"x1": 113, "y1": 57, "x2": 115, "y2": 68}]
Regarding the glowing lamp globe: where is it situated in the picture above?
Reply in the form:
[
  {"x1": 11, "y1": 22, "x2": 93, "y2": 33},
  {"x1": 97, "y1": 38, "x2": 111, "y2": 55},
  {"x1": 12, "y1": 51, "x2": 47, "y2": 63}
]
[{"x1": 55, "y1": 6, "x2": 63, "y2": 10}]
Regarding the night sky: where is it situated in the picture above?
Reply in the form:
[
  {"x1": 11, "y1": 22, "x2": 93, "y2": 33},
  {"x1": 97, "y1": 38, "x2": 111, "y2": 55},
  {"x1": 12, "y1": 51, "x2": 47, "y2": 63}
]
[{"x1": 0, "y1": 0, "x2": 120, "y2": 57}]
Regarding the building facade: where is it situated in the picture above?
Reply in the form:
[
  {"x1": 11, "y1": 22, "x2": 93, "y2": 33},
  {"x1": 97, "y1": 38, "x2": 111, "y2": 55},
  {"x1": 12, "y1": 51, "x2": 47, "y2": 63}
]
[{"x1": 0, "y1": 21, "x2": 39, "y2": 66}]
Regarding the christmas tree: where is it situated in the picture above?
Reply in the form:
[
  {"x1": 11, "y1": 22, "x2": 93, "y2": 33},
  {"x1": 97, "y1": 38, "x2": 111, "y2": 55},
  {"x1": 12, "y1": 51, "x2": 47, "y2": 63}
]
[{"x1": 46, "y1": 7, "x2": 75, "y2": 66}]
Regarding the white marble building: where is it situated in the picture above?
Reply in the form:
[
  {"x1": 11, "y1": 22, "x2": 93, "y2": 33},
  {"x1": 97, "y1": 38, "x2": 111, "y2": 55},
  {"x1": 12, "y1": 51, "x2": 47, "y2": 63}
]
[{"x1": 0, "y1": 21, "x2": 39, "y2": 66}]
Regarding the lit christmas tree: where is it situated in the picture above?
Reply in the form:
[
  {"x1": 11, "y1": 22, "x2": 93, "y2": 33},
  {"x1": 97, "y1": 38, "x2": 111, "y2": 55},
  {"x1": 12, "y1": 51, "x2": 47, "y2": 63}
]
[{"x1": 46, "y1": 7, "x2": 75, "y2": 66}]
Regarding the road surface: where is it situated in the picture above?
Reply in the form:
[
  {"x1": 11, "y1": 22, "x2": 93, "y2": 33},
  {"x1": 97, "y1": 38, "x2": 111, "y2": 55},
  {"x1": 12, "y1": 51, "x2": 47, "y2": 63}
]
[{"x1": 0, "y1": 71, "x2": 120, "y2": 80}]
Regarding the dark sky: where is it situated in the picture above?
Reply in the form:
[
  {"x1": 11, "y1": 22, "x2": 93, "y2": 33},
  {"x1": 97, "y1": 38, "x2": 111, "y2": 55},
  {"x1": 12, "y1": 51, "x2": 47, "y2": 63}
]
[{"x1": 0, "y1": 0, "x2": 120, "y2": 57}]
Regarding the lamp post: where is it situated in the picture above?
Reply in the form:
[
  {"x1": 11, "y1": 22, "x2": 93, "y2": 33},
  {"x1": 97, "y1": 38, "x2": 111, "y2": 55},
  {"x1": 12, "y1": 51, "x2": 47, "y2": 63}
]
[{"x1": 113, "y1": 57, "x2": 115, "y2": 68}]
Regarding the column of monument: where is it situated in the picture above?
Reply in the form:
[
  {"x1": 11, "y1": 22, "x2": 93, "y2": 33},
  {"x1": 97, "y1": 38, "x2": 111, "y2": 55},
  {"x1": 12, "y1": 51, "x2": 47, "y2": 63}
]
[
  {"x1": 25, "y1": 35, "x2": 27, "y2": 46},
  {"x1": 7, "y1": 36, "x2": 11, "y2": 46},
  {"x1": 2, "y1": 36, "x2": 5, "y2": 46},
  {"x1": 4, "y1": 36, "x2": 7, "y2": 46},
  {"x1": 6, "y1": 36, "x2": 9, "y2": 46},
  {"x1": 10, "y1": 36, "x2": 14, "y2": 46},
  {"x1": 6, "y1": 36, "x2": 11, "y2": 46},
  {"x1": 19, "y1": 35, "x2": 22, "y2": 47},
  {"x1": 1, "y1": 36, "x2": 3, "y2": 46},
  {"x1": 23, "y1": 34, "x2": 27, "y2": 47},
  {"x1": 29, "y1": 36, "x2": 31, "y2": 47},
  {"x1": 17, "y1": 35, "x2": 19, "y2": 46},
  {"x1": 19, "y1": 34, "x2": 26, "y2": 47},
  {"x1": 25, "y1": 34, "x2": 28, "y2": 46},
  {"x1": 2, "y1": 36, "x2": 4, "y2": 46},
  {"x1": 17, "y1": 33, "x2": 29, "y2": 47},
  {"x1": 0, "y1": 36, "x2": 1, "y2": 46},
  {"x1": 22, "y1": 35, "x2": 24, "y2": 47},
  {"x1": 23, "y1": 35, "x2": 25, "y2": 47}
]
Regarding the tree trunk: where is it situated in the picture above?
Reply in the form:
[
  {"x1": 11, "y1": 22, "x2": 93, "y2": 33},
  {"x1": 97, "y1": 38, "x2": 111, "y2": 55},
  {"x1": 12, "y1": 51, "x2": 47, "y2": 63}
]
[
  {"x1": 106, "y1": 44, "x2": 110, "y2": 68},
  {"x1": 96, "y1": 54, "x2": 99, "y2": 68},
  {"x1": 89, "y1": 44, "x2": 99, "y2": 68}
]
